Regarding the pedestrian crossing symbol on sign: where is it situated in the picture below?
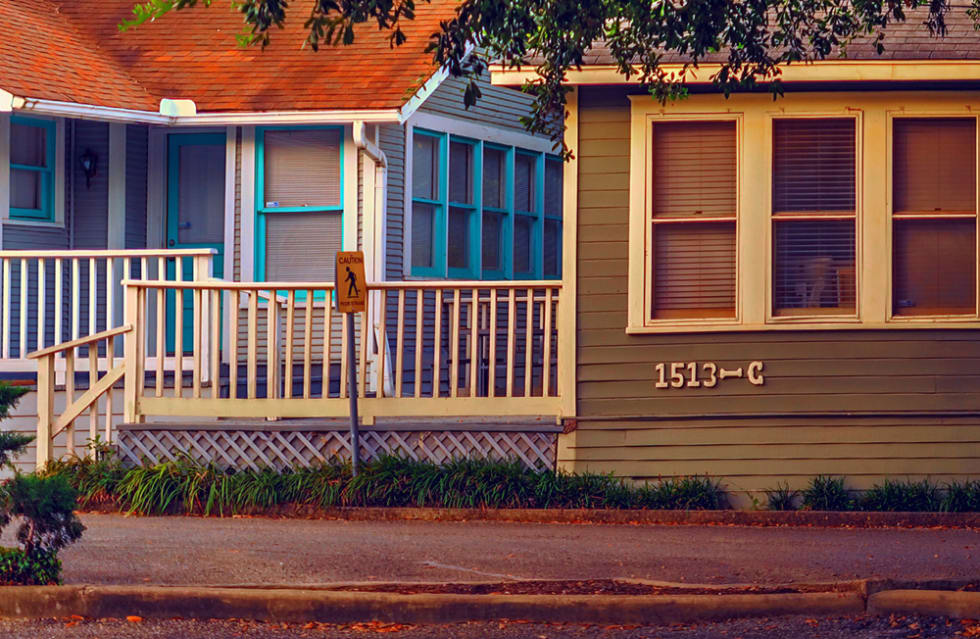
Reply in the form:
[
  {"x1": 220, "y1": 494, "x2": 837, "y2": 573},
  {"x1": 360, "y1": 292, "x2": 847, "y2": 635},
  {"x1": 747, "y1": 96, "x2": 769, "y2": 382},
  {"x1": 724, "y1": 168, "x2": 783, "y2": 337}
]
[{"x1": 336, "y1": 251, "x2": 366, "y2": 313}]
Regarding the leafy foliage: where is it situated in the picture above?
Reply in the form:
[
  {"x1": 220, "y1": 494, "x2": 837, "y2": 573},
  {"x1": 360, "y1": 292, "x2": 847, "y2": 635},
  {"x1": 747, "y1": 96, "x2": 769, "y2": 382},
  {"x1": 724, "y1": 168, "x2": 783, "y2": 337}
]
[
  {"x1": 858, "y1": 478, "x2": 943, "y2": 512},
  {"x1": 766, "y1": 482, "x2": 800, "y2": 511},
  {"x1": 942, "y1": 480, "x2": 980, "y2": 513},
  {"x1": 121, "y1": 0, "x2": 975, "y2": 154},
  {"x1": 0, "y1": 547, "x2": 61, "y2": 586},
  {"x1": 801, "y1": 475, "x2": 852, "y2": 511},
  {"x1": 5, "y1": 474, "x2": 85, "y2": 556}
]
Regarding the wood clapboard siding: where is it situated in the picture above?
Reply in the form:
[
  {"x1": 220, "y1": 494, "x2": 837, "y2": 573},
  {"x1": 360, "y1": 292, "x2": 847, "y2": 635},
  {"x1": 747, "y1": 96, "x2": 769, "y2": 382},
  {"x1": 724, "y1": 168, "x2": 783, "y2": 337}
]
[
  {"x1": 418, "y1": 74, "x2": 540, "y2": 135},
  {"x1": 570, "y1": 86, "x2": 980, "y2": 493},
  {"x1": 381, "y1": 123, "x2": 406, "y2": 280}
]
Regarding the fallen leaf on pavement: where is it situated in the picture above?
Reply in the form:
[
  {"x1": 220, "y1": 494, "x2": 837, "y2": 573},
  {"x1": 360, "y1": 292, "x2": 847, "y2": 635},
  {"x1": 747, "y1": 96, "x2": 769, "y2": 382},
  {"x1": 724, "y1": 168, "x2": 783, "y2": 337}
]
[{"x1": 126, "y1": 615, "x2": 143, "y2": 623}]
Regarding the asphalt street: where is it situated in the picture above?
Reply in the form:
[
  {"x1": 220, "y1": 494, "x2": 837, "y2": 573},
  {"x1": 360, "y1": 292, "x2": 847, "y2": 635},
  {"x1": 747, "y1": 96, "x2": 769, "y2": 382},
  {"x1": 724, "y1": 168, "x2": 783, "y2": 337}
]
[{"x1": 40, "y1": 514, "x2": 980, "y2": 586}]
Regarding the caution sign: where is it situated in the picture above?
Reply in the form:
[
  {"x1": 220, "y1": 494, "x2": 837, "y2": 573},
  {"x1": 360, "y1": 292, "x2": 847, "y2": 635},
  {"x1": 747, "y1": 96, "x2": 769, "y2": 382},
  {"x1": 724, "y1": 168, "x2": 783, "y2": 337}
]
[{"x1": 336, "y1": 251, "x2": 366, "y2": 313}]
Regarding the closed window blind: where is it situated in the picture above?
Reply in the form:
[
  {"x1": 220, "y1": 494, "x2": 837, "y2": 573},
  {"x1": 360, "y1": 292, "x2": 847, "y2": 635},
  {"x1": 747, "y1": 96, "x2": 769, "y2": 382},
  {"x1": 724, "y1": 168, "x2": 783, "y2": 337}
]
[
  {"x1": 483, "y1": 147, "x2": 506, "y2": 209},
  {"x1": 265, "y1": 212, "x2": 342, "y2": 281},
  {"x1": 449, "y1": 141, "x2": 472, "y2": 205},
  {"x1": 413, "y1": 134, "x2": 440, "y2": 200},
  {"x1": 650, "y1": 121, "x2": 737, "y2": 320},
  {"x1": 448, "y1": 207, "x2": 471, "y2": 268},
  {"x1": 515, "y1": 154, "x2": 535, "y2": 213},
  {"x1": 773, "y1": 118, "x2": 855, "y2": 214},
  {"x1": 263, "y1": 129, "x2": 341, "y2": 209},
  {"x1": 412, "y1": 202, "x2": 436, "y2": 269},
  {"x1": 771, "y1": 118, "x2": 857, "y2": 317},
  {"x1": 893, "y1": 118, "x2": 977, "y2": 317}
]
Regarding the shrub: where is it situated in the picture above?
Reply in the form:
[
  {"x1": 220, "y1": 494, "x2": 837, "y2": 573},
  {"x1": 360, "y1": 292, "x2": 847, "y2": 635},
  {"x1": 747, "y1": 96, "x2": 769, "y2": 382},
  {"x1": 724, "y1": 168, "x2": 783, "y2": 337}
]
[
  {"x1": 766, "y1": 483, "x2": 800, "y2": 511},
  {"x1": 5, "y1": 474, "x2": 85, "y2": 556},
  {"x1": 942, "y1": 481, "x2": 980, "y2": 513},
  {"x1": 859, "y1": 479, "x2": 943, "y2": 512},
  {"x1": 0, "y1": 547, "x2": 61, "y2": 586},
  {"x1": 802, "y1": 475, "x2": 852, "y2": 511}
]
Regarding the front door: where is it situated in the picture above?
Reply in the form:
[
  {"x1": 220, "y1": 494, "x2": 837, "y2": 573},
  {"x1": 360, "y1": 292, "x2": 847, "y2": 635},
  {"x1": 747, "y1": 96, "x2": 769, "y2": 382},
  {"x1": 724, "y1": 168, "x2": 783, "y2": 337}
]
[{"x1": 166, "y1": 133, "x2": 226, "y2": 353}]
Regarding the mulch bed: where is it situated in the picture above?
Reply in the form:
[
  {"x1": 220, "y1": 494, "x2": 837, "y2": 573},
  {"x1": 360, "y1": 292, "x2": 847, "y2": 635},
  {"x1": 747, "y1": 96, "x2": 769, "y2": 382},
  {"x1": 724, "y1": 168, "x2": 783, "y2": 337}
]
[{"x1": 329, "y1": 579, "x2": 847, "y2": 596}]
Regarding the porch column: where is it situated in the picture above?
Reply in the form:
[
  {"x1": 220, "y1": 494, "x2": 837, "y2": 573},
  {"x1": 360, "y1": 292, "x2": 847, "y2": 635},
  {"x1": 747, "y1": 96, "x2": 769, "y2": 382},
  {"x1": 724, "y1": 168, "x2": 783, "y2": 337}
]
[{"x1": 108, "y1": 123, "x2": 127, "y2": 333}]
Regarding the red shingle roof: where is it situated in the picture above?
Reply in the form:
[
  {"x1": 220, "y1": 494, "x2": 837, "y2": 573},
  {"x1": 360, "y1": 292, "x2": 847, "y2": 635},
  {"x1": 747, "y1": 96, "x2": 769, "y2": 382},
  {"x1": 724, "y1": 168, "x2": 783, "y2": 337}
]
[{"x1": 1, "y1": 0, "x2": 457, "y2": 113}]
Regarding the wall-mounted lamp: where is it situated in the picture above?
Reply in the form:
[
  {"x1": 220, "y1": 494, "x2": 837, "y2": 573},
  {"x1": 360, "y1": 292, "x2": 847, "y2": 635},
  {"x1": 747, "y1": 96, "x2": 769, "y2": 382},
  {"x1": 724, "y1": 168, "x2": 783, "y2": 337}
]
[{"x1": 79, "y1": 148, "x2": 98, "y2": 189}]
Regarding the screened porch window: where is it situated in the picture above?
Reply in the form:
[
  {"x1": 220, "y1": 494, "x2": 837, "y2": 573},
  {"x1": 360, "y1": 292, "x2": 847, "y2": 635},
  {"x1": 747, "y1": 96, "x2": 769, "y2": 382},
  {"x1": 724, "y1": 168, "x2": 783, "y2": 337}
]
[
  {"x1": 771, "y1": 118, "x2": 857, "y2": 317},
  {"x1": 9, "y1": 117, "x2": 56, "y2": 222},
  {"x1": 649, "y1": 120, "x2": 737, "y2": 320},
  {"x1": 410, "y1": 127, "x2": 561, "y2": 280},
  {"x1": 257, "y1": 127, "x2": 343, "y2": 282},
  {"x1": 892, "y1": 118, "x2": 977, "y2": 317}
]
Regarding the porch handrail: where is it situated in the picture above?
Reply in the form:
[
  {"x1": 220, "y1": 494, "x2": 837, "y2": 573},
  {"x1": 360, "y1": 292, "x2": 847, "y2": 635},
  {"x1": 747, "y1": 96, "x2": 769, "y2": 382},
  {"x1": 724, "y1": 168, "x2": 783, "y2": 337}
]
[
  {"x1": 30, "y1": 324, "x2": 133, "y2": 470},
  {"x1": 0, "y1": 249, "x2": 217, "y2": 259},
  {"x1": 121, "y1": 279, "x2": 561, "y2": 291}
]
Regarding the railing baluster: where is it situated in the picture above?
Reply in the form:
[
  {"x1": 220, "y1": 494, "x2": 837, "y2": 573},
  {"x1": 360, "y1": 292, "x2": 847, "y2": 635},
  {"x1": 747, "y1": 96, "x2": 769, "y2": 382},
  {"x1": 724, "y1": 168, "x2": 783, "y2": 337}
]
[
  {"x1": 247, "y1": 290, "x2": 258, "y2": 399},
  {"x1": 71, "y1": 258, "x2": 80, "y2": 342},
  {"x1": 89, "y1": 342, "x2": 98, "y2": 446},
  {"x1": 137, "y1": 288, "x2": 147, "y2": 403},
  {"x1": 433, "y1": 289, "x2": 442, "y2": 399},
  {"x1": 229, "y1": 290, "x2": 240, "y2": 400},
  {"x1": 376, "y1": 290, "x2": 386, "y2": 398},
  {"x1": 211, "y1": 289, "x2": 221, "y2": 399},
  {"x1": 192, "y1": 286, "x2": 202, "y2": 398},
  {"x1": 35, "y1": 354, "x2": 54, "y2": 470},
  {"x1": 470, "y1": 289, "x2": 478, "y2": 398},
  {"x1": 395, "y1": 290, "x2": 405, "y2": 398},
  {"x1": 506, "y1": 288, "x2": 516, "y2": 398},
  {"x1": 323, "y1": 294, "x2": 333, "y2": 399},
  {"x1": 266, "y1": 290, "x2": 278, "y2": 400},
  {"x1": 155, "y1": 287, "x2": 165, "y2": 397},
  {"x1": 359, "y1": 296, "x2": 369, "y2": 398},
  {"x1": 20, "y1": 259, "x2": 28, "y2": 358},
  {"x1": 414, "y1": 290, "x2": 423, "y2": 399},
  {"x1": 105, "y1": 333, "x2": 115, "y2": 446},
  {"x1": 88, "y1": 257, "x2": 96, "y2": 338},
  {"x1": 106, "y1": 258, "x2": 114, "y2": 332},
  {"x1": 3, "y1": 258, "x2": 11, "y2": 359},
  {"x1": 36, "y1": 259, "x2": 45, "y2": 351},
  {"x1": 525, "y1": 287, "x2": 534, "y2": 397},
  {"x1": 488, "y1": 289, "x2": 497, "y2": 399},
  {"x1": 284, "y1": 290, "x2": 295, "y2": 399},
  {"x1": 54, "y1": 258, "x2": 62, "y2": 347},
  {"x1": 450, "y1": 288, "x2": 460, "y2": 398},
  {"x1": 65, "y1": 348, "x2": 75, "y2": 456},
  {"x1": 543, "y1": 288, "x2": 553, "y2": 397},
  {"x1": 303, "y1": 290, "x2": 313, "y2": 399}
]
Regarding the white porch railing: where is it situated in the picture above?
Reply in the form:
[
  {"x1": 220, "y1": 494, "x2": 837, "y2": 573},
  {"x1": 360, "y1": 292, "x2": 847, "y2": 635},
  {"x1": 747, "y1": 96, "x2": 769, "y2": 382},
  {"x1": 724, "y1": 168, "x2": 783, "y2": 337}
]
[
  {"x1": 120, "y1": 279, "x2": 562, "y2": 423},
  {"x1": 0, "y1": 249, "x2": 216, "y2": 371}
]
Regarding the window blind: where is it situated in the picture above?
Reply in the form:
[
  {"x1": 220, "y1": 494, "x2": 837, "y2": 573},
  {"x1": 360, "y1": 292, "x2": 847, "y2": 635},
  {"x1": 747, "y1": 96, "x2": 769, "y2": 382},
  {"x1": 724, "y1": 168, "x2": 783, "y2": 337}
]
[
  {"x1": 652, "y1": 222, "x2": 736, "y2": 319},
  {"x1": 263, "y1": 129, "x2": 341, "y2": 209},
  {"x1": 264, "y1": 212, "x2": 341, "y2": 281},
  {"x1": 652, "y1": 121, "x2": 736, "y2": 219},
  {"x1": 413, "y1": 134, "x2": 439, "y2": 200},
  {"x1": 448, "y1": 206, "x2": 471, "y2": 268},
  {"x1": 514, "y1": 215, "x2": 533, "y2": 274},
  {"x1": 515, "y1": 154, "x2": 535, "y2": 213},
  {"x1": 482, "y1": 211, "x2": 503, "y2": 272},
  {"x1": 545, "y1": 158, "x2": 562, "y2": 217},
  {"x1": 10, "y1": 122, "x2": 46, "y2": 167},
  {"x1": 894, "y1": 217, "x2": 976, "y2": 316},
  {"x1": 483, "y1": 147, "x2": 506, "y2": 209},
  {"x1": 544, "y1": 219, "x2": 561, "y2": 277},
  {"x1": 773, "y1": 220, "x2": 856, "y2": 315},
  {"x1": 894, "y1": 118, "x2": 976, "y2": 214},
  {"x1": 10, "y1": 171, "x2": 40, "y2": 210},
  {"x1": 449, "y1": 141, "x2": 473, "y2": 205},
  {"x1": 411, "y1": 202, "x2": 436, "y2": 268},
  {"x1": 772, "y1": 118, "x2": 855, "y2": 214}
]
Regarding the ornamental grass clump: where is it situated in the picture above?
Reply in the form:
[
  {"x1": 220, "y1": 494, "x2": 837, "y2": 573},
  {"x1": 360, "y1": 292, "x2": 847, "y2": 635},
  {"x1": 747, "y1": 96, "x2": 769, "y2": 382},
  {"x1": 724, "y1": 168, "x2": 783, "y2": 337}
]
[
  {"x1": 801, "y1": 475, "x2": 853, "y2": 511},
  {"x1": 859, "y1": 479, "x2": 943, "y2": 512}
]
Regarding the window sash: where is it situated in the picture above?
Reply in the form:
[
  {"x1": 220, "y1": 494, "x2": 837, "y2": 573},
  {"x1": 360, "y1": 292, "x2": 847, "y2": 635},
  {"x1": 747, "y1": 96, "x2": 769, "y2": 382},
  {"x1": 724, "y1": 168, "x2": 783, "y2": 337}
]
[{"x1": 9, "y1": 117, "x2": 56, "y2": 221}]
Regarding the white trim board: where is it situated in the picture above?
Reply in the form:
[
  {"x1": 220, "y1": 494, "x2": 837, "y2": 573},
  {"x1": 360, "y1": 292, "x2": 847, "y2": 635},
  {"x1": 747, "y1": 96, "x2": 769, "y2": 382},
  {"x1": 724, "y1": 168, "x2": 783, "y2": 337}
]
[
  {"x1": 107, "y1": 123, "x2": 127, "y2": 249},
  {"x1": 406, "y1": 111, "x2": 555, "y2": 154},
  {"x1": 223, "y1": 126, "x2": 236, "y2": 282},
  {"x1": 239, "y1": 126, "x2": 256, "y2": 281},
  {"x1": 146, "y1": 128, "x2": 165, "y2": 250},
  {"x1": 0, "y1": 113, "x2": 10, "y2": 245}
]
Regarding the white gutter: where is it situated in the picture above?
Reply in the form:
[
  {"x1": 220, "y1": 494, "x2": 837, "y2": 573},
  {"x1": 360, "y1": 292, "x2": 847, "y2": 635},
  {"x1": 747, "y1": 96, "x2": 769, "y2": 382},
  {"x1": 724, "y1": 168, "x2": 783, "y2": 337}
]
[{"x1": 9, "y1": 94, "x2": 402, "y2": 126}]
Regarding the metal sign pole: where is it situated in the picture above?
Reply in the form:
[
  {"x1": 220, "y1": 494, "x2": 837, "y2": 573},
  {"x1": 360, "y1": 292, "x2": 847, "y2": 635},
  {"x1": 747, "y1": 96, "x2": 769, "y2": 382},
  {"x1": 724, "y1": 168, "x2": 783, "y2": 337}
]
[{"x1": 346, "y1": 311, "x2": 360, "y2": 477}]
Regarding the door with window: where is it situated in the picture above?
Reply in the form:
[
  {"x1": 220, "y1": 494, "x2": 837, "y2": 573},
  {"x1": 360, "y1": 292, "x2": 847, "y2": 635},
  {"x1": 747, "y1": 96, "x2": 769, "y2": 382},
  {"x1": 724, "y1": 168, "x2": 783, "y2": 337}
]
[{"x1": 166, "y1": 133, "x2": 226, "y2": 352}]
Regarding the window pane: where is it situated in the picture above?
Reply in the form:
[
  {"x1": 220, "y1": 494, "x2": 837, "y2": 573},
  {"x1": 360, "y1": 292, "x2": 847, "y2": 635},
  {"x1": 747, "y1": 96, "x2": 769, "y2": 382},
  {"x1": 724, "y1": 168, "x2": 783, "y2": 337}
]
[
  {"x1": 412, "y1": 203, "x2": 436, "y2": 268},
  {"x1": 483, "y1": 147, "x2": 506, "y2": 209},
  {"x1": 178, "y1": 143, "x2": 225, "y2": 244},
  {"x1": 652, "y1": 222, "x2": 735, "y2": 319},
  {"x1": 448, "y1": 206, "x2": 470, "y2": 269},
  {"x1": 894, "y1": 218, "x2": 976, "y2": 316},
  {"x1": 449, "y1": 141, "x2": 472, "y2": 204},
  {"x1": 545, "y1": 158, "x2": 563, "y2": 217},
  {"x1": 10, "y1": 123, "x2": 46, "y2": 167},
  {"x1": 773, "y1": 219, "x2": 856, "y2": 315},
  {"x1": 263, "y1": 129, "x2": 341, "y2": 208},
  {"x1": 653, "y1": 121, "x2": 736, "y2": 218},
  {"x1": 482, "y1": 212, "x2": 502, "y2": 272},
  {"x1": 773, "y1": 118, "x2": 855, "y2": 214},
  {"x1": 894, "y1": 118, "x2": 976, "y2": 214},
  {"x1": 10, "y1": 168, "x2": 41, "y2": 210},
  {"x1": 514, "y1": 215, "x2": 533, "y2": 274},
  {"x1": 265, "y1": 212, "x2": 341, "y2": 281},
  {"x1": 515, "y1": 154, "x2": 535, "y2": 213},
  {"x1": 413, "y1": 134, "x2": 439, "y2": 200},
  {"x1": 544, "y1": 218, "x2": 561, "y2": 277}
]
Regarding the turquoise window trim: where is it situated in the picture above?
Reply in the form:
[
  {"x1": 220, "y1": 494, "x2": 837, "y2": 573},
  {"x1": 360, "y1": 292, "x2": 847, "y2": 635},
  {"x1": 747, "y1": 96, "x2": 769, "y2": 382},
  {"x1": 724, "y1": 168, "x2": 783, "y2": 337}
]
[
  {"x1": 409, "y1": 129, "x2": 560, "y2": 281},
  {"x1": 9, "y1": 116, "x2": 57, "y2": 222},
  {"x1": 254, "y1": 125, "x2": 344, "y2": 301}
]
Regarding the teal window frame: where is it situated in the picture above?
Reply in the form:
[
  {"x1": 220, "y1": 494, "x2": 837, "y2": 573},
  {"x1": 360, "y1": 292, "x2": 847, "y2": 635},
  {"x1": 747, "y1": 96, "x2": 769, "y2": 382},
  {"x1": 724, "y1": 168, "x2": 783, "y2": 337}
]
[
  {"x1": 409, "y1": 128, "x2": 561, "y2": 280},
  {"x1": 9, "y1": 116, "x2": 57, "y2": 222},
  {"x1": 254, "y1": 125, "x2": 344, "y2": 299}
]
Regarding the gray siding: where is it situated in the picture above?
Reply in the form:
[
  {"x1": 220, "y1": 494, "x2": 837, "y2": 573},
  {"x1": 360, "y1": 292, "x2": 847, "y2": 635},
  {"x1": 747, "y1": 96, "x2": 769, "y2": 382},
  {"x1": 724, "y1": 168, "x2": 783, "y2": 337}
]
[
  {"x1": 381, "y1": 124, "x2": 406, "y2": 281},
  {"x1": 418, "y1": 74, "x2": 539, "y2": 135},
  {"x1": 72, "y1": 120, "x2": 109, "y2": 249},
  {"x1": 126, "y1": 124, "x2": 148, "y2": 249}
]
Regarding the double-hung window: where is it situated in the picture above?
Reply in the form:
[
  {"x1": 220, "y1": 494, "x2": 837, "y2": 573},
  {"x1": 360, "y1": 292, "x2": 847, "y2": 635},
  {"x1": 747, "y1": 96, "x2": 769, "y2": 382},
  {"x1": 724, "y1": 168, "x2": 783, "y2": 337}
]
[
  {"x1": 892, "y1": 118, "x2": 977, "y2": 317},
  {"x1": 410, "y1": 127, "x2": 561, "y2": 280},
  {"x1": 771, "y1": 118, "x2": 857, "y2": 317},
  {"x1": 9, "y1": 116, "x2": 56, "y2": 222},
  {"x1": 648, "y1": 119, "x2": 738, "y2": 320},
  {"x1": 256, "y1": 127, "x2": 343, "y2": 283}
]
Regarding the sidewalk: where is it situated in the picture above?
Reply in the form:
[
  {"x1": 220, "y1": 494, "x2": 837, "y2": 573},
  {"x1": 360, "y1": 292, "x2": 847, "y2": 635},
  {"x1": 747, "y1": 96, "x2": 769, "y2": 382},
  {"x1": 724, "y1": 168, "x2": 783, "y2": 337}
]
[{"x1": 49, "y1": 514, "x2": 979, "y2": 587}]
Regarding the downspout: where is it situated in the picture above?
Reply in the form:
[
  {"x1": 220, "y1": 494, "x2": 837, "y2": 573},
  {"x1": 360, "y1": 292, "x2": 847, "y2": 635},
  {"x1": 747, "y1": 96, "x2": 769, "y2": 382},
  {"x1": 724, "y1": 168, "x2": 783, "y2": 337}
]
[{"x1": 352, "y1": 121, "x2": 391, "y2": 395}]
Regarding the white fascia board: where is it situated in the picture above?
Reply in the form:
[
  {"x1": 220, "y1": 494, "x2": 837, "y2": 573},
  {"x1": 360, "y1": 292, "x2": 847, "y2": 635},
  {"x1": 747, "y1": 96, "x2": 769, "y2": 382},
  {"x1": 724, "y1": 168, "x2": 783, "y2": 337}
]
[
  {"x1": 14, "y1": 98, "x2": 171, "y2": 124},
  {"x1": 399, "y1": 66, "x2": 451, "y2": 123}
]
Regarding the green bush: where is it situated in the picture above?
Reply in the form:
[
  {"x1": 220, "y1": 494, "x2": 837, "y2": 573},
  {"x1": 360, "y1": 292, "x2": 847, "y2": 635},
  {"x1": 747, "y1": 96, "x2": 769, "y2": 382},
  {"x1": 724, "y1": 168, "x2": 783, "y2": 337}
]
[
  {"x1": 802, "y1": 475, "x2": 852, "y2": 511},
  {"x1": 0, "y1": 547, "x2": 61, "y2": 586},
  {"x1": 859, "y1": 479, "x2": 943, "y2": 512},
  {"x1": 942, "y1": 481, "x2": 980, "y2": 513},
  {"x1": 766, "y1": 483, "x2": 800, "y2": 511}
]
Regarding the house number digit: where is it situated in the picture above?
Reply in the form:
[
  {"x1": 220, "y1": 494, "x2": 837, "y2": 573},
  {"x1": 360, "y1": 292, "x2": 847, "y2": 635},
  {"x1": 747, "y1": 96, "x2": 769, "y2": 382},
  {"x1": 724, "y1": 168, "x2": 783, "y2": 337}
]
[{"x1": 653, "y1": 361, "x2": 763, "y2": 390}]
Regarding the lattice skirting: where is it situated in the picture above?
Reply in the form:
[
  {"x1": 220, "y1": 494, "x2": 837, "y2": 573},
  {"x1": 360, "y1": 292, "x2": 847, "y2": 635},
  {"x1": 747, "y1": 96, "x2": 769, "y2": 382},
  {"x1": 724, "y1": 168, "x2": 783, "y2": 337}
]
[{"x1": 115, "y1": 428, "x2": 557, "y2": 471}]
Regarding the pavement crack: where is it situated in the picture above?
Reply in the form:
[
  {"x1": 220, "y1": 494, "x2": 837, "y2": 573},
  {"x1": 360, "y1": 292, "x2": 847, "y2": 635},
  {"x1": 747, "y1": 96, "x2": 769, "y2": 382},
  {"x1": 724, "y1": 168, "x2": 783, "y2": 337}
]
[{"x1": 420, "y1": 561, "x2": 524, "y2": 581}]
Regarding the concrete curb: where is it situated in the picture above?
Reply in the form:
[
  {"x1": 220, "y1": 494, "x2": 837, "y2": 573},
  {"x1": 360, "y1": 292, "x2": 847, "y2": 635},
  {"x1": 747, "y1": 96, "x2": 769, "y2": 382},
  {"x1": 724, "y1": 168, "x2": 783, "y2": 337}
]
[
  {"x1": 868, "y1": 590, "x2": 980, "y2": 619},
  {"x1": 0, "y1": 586, "x2": 865, "y2": 624}
]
